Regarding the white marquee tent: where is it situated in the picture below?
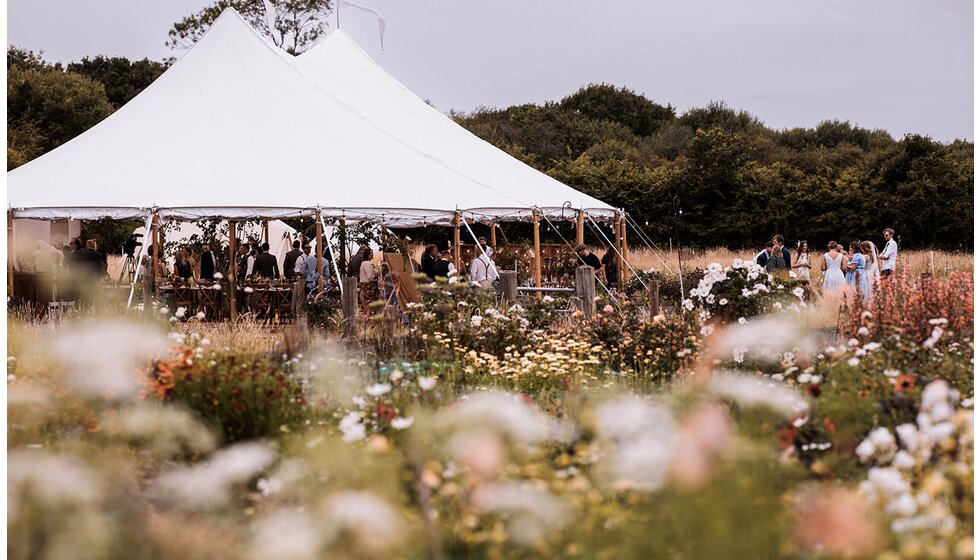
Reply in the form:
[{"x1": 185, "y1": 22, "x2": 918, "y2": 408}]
[{"x1": 6, "y1": 8, "x2": 617, "y2": 226}]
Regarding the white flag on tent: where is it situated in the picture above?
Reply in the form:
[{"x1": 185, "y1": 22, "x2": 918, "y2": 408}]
[{"x1": 338, "y1": 0, "x2": 386, "y2": 50}]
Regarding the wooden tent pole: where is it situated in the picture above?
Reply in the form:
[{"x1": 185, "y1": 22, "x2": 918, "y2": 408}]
[
  {"x1": 489, "y1": 221, "x2": 497, "y2": 249},
  {"x1": 620, "y1": 214, "x2": 628, "y2": 288},
  {"x1": 7, "y1": 211, "x2": 14, "y2": 297},
  {"x1": 576, "y1": 210, "x2": 584, "y2": 246},
  {"x1": 315, "y1": 210, "x2": 324, "y2": 291},
  {"x1": 229, "y1": 220, "x2": 238, "y2": 323},
  {"x1": 151, "y1": 212, "x2": 160, "y2": 295},
  {"x1": 262, "y1": 220, "x2": 269, "y2": 244},
  {"x1": 614, "y1": 213, "x2": 622, "y2": 289},
  {"x1": 338, "y1": 216, "x2": 347, "y2": 274},
  {"x1": 452, "y1": 212, "x2": 461, "y2": 271},
  {"x1": 533, "y1": 209, "x2": 542, "y2": 298}
]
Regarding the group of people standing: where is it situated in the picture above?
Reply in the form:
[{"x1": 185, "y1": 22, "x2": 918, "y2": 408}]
[{"x1": 755, "y1": 229, "x2": 899, "y2": 302}]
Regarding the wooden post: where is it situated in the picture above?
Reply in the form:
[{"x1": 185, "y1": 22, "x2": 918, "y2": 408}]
[
  {"x1": 228, "y1": 220, "x2": 239, "y2": 323},
  {"x1": 576, "y1": 210, "x2": 584, "y2": 246},
  {"x1": 338, "y1": 217, "x2": 347, "y2": 274},
  {"x1": 532, "y1": 209, "x2": 542, "y2": 297},
  {"x1": 575, "y1": 266, "x2": 596, "y2": 318},
  {"x1": 151, "y1": 213, "x2": 160, "y2": 296},
  {"x1": 499, "y1": 271, "x2": 517, "y2": 305},
  {"x1": 620, "y1": 216, "x2": 628, "y2": 289},
  {"x1": 262, "y1": 220, "x2": 269, "y2": 244},
  {"x1": 315, "y1": 210, "x2": 324, "y2": 291},
  {"x1": 381, "y1": 223, "x2": 388, "y2": 251},
  {"x1": 613, "y1": 214, "x2": 622, "y2": 289},
  {"x1": 649, "y1": 280, "x2": 661, "y2": 320},
  {"x1": 7, "y1": 211, "x2": 14, "y2": 297},
  {"x1": 490, "y1": 221, "x2": 497, "y2": 249},
  {"x1": 342, "y1": 276, "x2": 358, "y2": 327},
  {"x1": 452, "y1": 212, "x2": 461, "y2": 272}
]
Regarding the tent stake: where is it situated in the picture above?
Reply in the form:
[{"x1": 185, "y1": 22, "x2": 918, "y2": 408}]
[
  {"x1": 533, "y1": 209, "x2": 542, "y2": 298},
  {"x1": 229, "y1": 220, "x2": 238, "y2": 323},
  {"x1": 315, "y1": 210, "x2": 325, "y2": 292}
]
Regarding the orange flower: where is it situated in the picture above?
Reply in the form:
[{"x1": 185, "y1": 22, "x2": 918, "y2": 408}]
[
  {"x1": 776, "y1": 425, "x2": 797, "y2": 449},
  {"x1": 895, "y1": 374, "x2": 916, "y2": 393}
]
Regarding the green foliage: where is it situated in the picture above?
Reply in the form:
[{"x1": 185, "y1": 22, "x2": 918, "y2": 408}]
[
  {"x1": 79, "y1": 219, "x2": 143, "y2": 256},
  {"x1": 7, "y1": 50, "x2": 114, "y2": 170},
  {"x1": 67, "y1": 55, "x2": 168, "y2": 108},
  {"x1": 167, "y1": 0, "x2": 333, "y2": 54},
  {"x1": 559, "y1": 83, "x2": 675, "y2": 137}
]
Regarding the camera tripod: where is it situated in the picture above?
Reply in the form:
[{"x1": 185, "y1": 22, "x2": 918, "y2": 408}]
[{"x1": 117, "y1": 253, "x2": 138, "y2": 284}]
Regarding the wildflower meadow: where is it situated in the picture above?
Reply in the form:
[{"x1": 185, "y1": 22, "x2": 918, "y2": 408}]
[{"x1": 6, "y1": 262, "x2": 974, "y2": 560}]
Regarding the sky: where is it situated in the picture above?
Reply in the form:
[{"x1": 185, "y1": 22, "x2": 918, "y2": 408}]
[{"x1": 7, "y1": 0, "x2": 974, "y2": 142}]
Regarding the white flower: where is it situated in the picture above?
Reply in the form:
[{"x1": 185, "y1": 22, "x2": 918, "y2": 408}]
[
  {"x1": 212, "y1": 284, "x2": 221, "y2": 291},
  {"x1": 247, "y1": 511, "x2": 321, "y2": 560},
  {"x1": 175, "y1": 307, "x2": 187, "y2": 319},
  {"x1": 855, "y1": 439, "x2": 876, "y2": 461},
  {"x1": 471, "y1": 482, "x2": 569, "y2": 545},
  {"x1": 256, "y1": 477, "x2": 282, "y2": 497},
  {"x1": 442, "y1": 392, "x2": 549, "y2": 443},
  {"x1": 737, "y1": 317, "x2": 747, "y2": 324},
  {"x1": 863, "y1": 342, "x2": 881, "y2": 352},
  {"x1": 196, "y1": 311, "x2": 206, "y2": 320},
  {"x1": 244, "y1": 287, "x2": 254, "y2": 294},
  {"x1": 857, "y1": 327, "x2": 869, "y2": 336},
  {"x1": 389, "y1": 369, "x2": 404, "y2": 382},
  {"x1": 213, "y1": 272, "x2": 223, "y2": 280},
  {"x1": 893, "y1": 451, "x2": 916, "y2": 470},
  {"x1": 847, "y1": 338, "x2": 859, "y2": 347},
  {"x1": 928, "y1": 318, "x2": 948, "y2": 326},
  {"x1": 339, "y1": 412, "x2": 366, "y2": 442},
  {"x1": 709, "y1": 372, "x2": 808, "y2": 416},
  {"x1": 352, "y1": 396, "x2": 367, "y2": 408},
  {"x1": 365, "y1": 383, "x2": 391, "y2": 397},
  {"x1": 886, "y1": 493, "x2": 918, "y2": 517},
  {"x1": 792, "y1": 287, "x2": 804, "y2": 298},
  {"x1": 861, "y1": 310, "x2": 873, "y2": 319},
  {"x1": 7, "y1": 374, "x2": 16, "y2": 383},
  {"x1": 56, "y1": 321, "x2": 168, "y2": 398},
  {"x1": 718, "y1": 298, "x2": 728, "y2": 306},
  {"x1": 470, "y1": 315, "x2": 483, "y2": 328},
  {"x1": 883, "y1": 369, "x2": 900, "y2": 378},
  {"x1": 418, "y1": 376, "x2": 437, "y2": 391},
  {"x1": 321, "y1": 491, "x2": 406, "y2": 553},
  {"x1": 390, "y1": 417, "x2": 414, "y2": 430},
  {"x1": 542, "y1": 295, "x2": 554, "y2": 303},
  {"x1": 847, "y1": 357, "x2": 860, "y2": 367},
  {"x1": 154, "y1": 442, "x2": 276, "y2": 509},
  {"x1": 160, "y1": 306, "x2": 170, "y2": 315}
]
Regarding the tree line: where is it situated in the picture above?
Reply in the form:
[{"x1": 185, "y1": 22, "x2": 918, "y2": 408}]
[
  {"x1": 8, "y1": 45, "x2": 972, "y2": 251},
  {"x1": 454, "y1": 84, "x2": 973, "y2": 250}
]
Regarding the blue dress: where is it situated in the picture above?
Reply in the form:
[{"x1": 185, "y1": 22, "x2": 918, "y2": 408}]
[{"x1": 848, "y1": 253, "x2": 871, "y2": 301}]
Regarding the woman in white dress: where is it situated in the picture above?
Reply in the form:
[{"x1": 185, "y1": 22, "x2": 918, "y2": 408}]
[
  {"x1": 821, "y1": 241, "x2": 847, "y2": 294},
  {"x1": 862, "y1": 240, "x2": 880, "y2": 286},
  {"x1": 792, "y1": 240, "x2": 811, "y2": 281}
]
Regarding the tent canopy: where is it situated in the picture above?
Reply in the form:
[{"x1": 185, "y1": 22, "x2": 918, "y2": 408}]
[{"x1": 7, "y1": 8, "x2": 617, "y2": 225}]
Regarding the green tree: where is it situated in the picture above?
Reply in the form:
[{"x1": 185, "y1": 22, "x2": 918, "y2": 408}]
[
  {"x1": 559, "y1": 83, "x2": 675, "y2": 137},
  {"x1": 168, "y1": 0, "x2": 333, "y2": 54},
  {"x1": 7, "y1": 51, "x2": 113, "y2": 170},
  {"x1": 67, "y1": 56, "x2": 169, "y2": 108}
]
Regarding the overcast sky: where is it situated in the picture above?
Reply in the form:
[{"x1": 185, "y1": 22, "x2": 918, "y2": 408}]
[{"x1": 7, "y1": 0, "x2": 974, "y2": 141}]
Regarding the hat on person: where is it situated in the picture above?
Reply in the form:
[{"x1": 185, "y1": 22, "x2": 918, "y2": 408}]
[{"x1": 574, "y1": 244, "x2": 587, "y2": 252}]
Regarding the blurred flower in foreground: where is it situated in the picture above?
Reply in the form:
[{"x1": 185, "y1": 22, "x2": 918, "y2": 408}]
[
  {"x1": 154, "y1": 442, "x2": 275, "y2": 509},
  {"x1": 709, "y1": 372, "x2": 809, "y2": 416},
  {"x1": 101, "y1": 404, "x2": 218, "y2": 456},
  {"x1": 55, "y1": 320, "x2": 167, "y2": 398},
  {"x1": 793, "y1": 487, "x2": 881, "y2": 558},
  {"x1": 320, "y1": 491, "x2": 406, "y2": 553},
  {"x1": 594, "y1": 396, "x2": 676, "y2": 491},
  {"x1": 442, "y1": 391, "x2": 550, "y2": 444},
  {"x1": 248, "y1": 510, "x2": 321, "y2": 560},
  {"x1": 471, "y1": 482, "x2": 570, "y2": 546},
  {"x1": 670, "y1": 402, "x2": 733, "y2": 490}
]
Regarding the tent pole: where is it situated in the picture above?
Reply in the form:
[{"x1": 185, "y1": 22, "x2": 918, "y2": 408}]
[
  {"x1": 7, "y1": 210, "x2": 14, "y2": 297},
  {"x1": 229, "y1": 220, "x2": 238, "y2": 323},
  {"x1": 620, "y1": 213, "x2": 628, "y2": 289},
  {"x1": 614, "y1": 213, "x2": 622, "y2": 289},
  {"x1": 452, "y1": 212, "x2": 461, "y2": 271},
  {"x1": 576, "y1": 210, "x2": 584, "y2": 246},
  {"x1": 315, "y1": 210, "x2": 324, "y2": 292},
  {"x1": 338, "y1": 217, "x2": 347, "y2": 274},
  {"x1": 151, "y1": 212, "x2": 160, "y2": 296},
  {"x1": 262, "y1": 220, "x2": 269, "y2": 244},
  {"x1": 533, "y1": 209, "x2": 542, "y2": 298},
  {"x1": 490, "y1": 221, "x2": 497, "y2": 249}
]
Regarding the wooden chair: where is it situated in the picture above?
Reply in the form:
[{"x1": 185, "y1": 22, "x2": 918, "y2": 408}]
[
  {"x1": 173, "y1": 281, "x2": 195, "y2": 312},
  {"x1": 197, "y1": 282, "x2": 221, "y2": 321}
]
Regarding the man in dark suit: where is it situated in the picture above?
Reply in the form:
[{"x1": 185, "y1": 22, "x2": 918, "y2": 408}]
[
  {"x1": 282, "y1": 240, "x2": 302, "y2": 281},
  {"x1": 772, "y1": 235, "x2": 792, "y2": 270},
  {"x1": 253, "y1": 243, "x2": 280, "y2": 279}
]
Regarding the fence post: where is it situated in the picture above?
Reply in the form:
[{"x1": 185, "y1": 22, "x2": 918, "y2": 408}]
[
  {"x1": 499, "y1": 271, "x2": 517, "y2": 305},
  {"x1": 648, "y1": 280, "x2": 661, "y2": 320},
  {"x1": 575, "y1": 265, "x2": 596, "y2": 319}
]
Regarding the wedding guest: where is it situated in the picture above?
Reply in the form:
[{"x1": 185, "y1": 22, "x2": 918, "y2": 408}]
[
  {"x1": 432, "y1": 250, "x2": 455, "y2": 279},
  {"x1": 253, "y1": 243, "x2": 280, "y2": 279},
  {"x1": 236, "y1": 244, "x2": 250, "y2": 279},
  {"x1": 765, "y1": 242, "x2": 785, "y2": 273},
  {"x1": 601, "y1": 247, "x2": 619, "y2": 290},
  {"x1": 347, "y1": 244, "x2": 369, "y2": 278},
  {"x1": 574, "y1": 244, "x2": 602, "y2": 277},
  {"x1": 199, "y1": 244, "x2": 216, "y2": 281},
  {"x1": 792, "y1": 240, "x2": 811, "y2": 281},
  {"x1": 173, "y1": 248, "x2": 195, "y2": 282},
  {"x1": 861, "y1": 240, "x2": 880, "y2": 285},
  {"x1": 420, "y1": 244, "x2": 439, "y2": 281},
  {"x1": 771, "y1": 235, "x2": 792, "y2": 271},
  {"x1": 846, "y1": 241, "x2": 871, "y2": 302},
  {"x1": 283, "y1": 240, "x2": 302, "y2": 282},
  {"x1": 755, "y1": 241, "x2": 774, "y2": 267},
  {"x1": 821, "y1": 241, "x2": 847, "y2": 294},
  {"x1": 358, "y1": 248, "x2": 380, "y2": 313},
  {"x1": 879, "y1": 228, "x2": 898, "y2": 278},
  {"x1": 469, "y1": 242, "x2": 498, "y2": 289}
]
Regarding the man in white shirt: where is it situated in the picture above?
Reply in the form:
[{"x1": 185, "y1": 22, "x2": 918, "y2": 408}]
[
  {"x1": 879, "y1": 228, "x2": 898, "y2": 278},
  {"x1": 469, "y1": 243, "x2": 499, "y2": 288}
]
